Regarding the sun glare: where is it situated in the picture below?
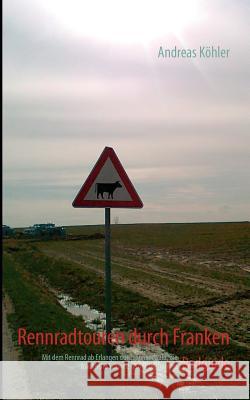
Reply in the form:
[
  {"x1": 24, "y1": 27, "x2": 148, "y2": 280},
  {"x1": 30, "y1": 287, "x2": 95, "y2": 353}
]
[{"x1": 43, "y1": 0, "x2": 201, "y2": 43}]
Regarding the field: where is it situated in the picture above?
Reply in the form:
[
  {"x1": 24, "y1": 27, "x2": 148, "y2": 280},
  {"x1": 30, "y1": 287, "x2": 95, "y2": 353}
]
[{"x1": 3, "y1": 222, "x2": 250, "y2": 360}]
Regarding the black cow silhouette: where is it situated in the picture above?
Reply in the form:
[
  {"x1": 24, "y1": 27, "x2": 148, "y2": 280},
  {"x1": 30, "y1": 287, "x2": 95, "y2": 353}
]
[{"x1": 95, "y1": 181, "x2": 122, "y2": 199}]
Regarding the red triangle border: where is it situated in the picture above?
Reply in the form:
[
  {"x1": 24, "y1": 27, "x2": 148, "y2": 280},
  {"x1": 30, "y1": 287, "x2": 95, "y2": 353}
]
[{"x1": 72, "y1": 147, "x2": 143, "y2": 208}]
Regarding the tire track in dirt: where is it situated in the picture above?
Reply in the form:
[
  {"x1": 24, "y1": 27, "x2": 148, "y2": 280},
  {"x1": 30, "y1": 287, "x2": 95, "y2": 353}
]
[
  {"x1": 45, "y1": 246, "x2": 237, "y2": 295},
  {"x1": 91, "y1": 251, "x2": 237, "y2": 293},
  {"x1": 42, "y1": 247, "x2": 209, "y2": 295},
  {"x1": 161, "y1": 290, "x2": 250, "y2": 311},
  {"x1": 40, "y1": 248, "x2": 249, "y2": 309},
  {"x1": 40, "y1": 249, "x2": 185, "y2": 305}
]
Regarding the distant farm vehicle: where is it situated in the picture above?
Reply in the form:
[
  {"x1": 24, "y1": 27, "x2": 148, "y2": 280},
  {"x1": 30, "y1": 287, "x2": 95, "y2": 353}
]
[
  {"x1": 23, "y1": 223, "x2": 66, "y2": 239},
  {"x1": 2, "y1": 225, "x2": 15, "y2": 237}
]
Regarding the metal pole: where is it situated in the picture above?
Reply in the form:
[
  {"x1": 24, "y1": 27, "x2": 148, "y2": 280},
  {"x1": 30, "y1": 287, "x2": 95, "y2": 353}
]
[{"x1": 105, "y1": 207, "x2": 112, "y2": 356}]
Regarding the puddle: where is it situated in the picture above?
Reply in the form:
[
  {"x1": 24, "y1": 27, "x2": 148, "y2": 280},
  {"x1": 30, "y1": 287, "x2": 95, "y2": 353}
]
[
  {"x1": 58, "y1": 294, "x2": 106, "y2": 331},
  {"x1": 57, "y1": 292, "x2": 178, "y2": 360},
  {"x1": 116, "y1": 343, "x2": 178, "y2": 360}
]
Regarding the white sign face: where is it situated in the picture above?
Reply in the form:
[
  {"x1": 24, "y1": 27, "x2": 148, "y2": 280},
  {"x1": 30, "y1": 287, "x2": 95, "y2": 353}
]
[
  {"x1": 84, "y1": 158, "x2": 132, "y2": 201},
  {"x1": 72, "y1": 147, "x2": 143, "y2": 208}
]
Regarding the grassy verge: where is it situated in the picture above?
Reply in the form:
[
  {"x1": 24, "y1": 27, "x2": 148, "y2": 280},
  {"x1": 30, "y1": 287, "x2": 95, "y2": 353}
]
[{"x1": 3, "y1": 252, "x2": 105, "y2": 360}]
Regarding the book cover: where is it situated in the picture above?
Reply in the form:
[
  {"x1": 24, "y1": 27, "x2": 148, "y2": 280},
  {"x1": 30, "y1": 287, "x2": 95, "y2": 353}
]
[{"x1": 2, "y1": 0, "x2": 249, "y2": 398}]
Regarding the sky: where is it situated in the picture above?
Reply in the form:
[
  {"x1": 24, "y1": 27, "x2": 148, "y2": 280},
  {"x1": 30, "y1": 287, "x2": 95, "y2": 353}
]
[{"x1": 3, "y1": 0, "x2": 250, "y2": 227}]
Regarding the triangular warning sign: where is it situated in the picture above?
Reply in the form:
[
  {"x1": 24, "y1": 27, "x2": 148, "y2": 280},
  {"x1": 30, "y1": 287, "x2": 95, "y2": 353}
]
[{"x1": 72, "y1": 147, "x2": 143, "y2": 208}]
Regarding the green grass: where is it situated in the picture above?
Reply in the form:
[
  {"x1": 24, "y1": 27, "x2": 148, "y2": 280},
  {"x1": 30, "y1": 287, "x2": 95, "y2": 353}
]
[
  {"x1": 3, "y1": 252, "x2": 105, "y2": 360},
  {"x1": 3, "y1": 221, "x2": 250, "y2": 361}
]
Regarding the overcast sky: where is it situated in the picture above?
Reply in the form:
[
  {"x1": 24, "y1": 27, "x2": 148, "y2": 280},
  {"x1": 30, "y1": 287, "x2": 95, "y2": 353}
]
[{"x1": 3, "y1": 0, "x2": 250, "y2": 227}]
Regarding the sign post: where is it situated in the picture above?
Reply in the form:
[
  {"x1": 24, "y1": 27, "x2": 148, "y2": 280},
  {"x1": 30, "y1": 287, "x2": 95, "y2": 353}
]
[
  {"x1": 105, "y1": 207, "x2": 112, "y2": 355},
  {"x1": 72, "y1": 147, "x2": 143, "y2": 356}
]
